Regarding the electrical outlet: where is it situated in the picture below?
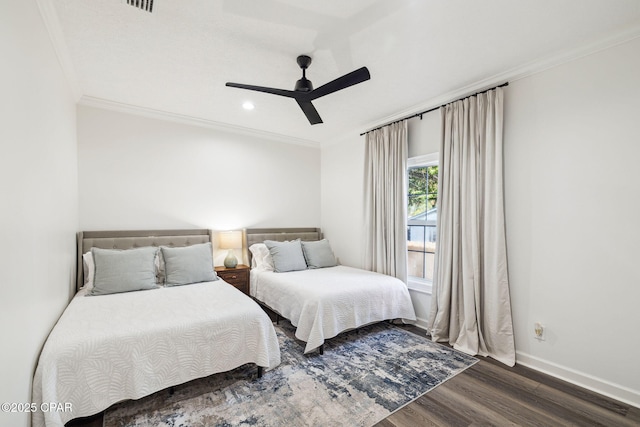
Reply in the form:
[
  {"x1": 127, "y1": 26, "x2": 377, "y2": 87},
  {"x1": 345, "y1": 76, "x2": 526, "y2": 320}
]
[{"x1": 534, "y1": 322, "x2": 545, "y2": 341}]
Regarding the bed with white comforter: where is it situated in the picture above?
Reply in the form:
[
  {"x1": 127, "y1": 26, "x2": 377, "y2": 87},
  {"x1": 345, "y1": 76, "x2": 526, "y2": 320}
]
[
  {"x1": 32, "y1": 280, "x2": 280, "y2": 427},
  {"x1": 251, "y1": 265, "x2": 416, "y2": 353}
]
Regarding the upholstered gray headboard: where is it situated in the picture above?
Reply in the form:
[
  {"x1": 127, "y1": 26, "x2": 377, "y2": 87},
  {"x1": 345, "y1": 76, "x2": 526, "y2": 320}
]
[
  {"x1": 244, "y1": 227, "x2": 322, "y2": 266},
  {"x1": 76, "y1": 229, "x2": 212, "y2": 291}
]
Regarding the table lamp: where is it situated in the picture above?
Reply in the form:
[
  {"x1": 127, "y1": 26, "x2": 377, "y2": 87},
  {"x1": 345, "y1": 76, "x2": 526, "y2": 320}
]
[{"x1": 219, "y1": 230, "x2": 242, "y2": 268}]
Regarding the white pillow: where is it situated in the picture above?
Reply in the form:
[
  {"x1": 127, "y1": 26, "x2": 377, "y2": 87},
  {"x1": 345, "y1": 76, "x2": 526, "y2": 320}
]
[
  {"x1": 249, "y1": 243, "x2": 274, "y2": 271},
  {"x1": 82, "y1": 251, "x2": 95, "y2": 290}
]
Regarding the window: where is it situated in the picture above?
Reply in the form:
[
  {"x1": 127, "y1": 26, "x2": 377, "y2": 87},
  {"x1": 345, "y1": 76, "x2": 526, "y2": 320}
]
[{"x1": 407, "y1": 154, "x2": 438, "y2": 282}]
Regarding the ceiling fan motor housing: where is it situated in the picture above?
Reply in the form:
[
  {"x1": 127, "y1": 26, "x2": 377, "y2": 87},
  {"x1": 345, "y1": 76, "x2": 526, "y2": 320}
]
[
  {"x1": 296, "y1": 55, "x2": 312, "y2": 69},
  {"x1": 295, "y1": 77, "x2": 313, "y2": 92},
  {"x1": 295, "y1": 55, "x2": 313, "y2": 92}
]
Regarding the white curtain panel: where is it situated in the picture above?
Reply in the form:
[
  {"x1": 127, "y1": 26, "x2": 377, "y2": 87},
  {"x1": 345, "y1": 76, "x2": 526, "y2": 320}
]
[
  {"x1": 428, "y1": 88, "x2": 516, "y2": 366},
  {"x1": 363, "y1": 121, "x2": 408, "y2": 283}
]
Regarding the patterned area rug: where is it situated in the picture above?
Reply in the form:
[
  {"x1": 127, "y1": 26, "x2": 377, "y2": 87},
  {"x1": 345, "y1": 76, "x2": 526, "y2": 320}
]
[{"x1": 104, "y1": 321, "x2": 477, "y2": 427}]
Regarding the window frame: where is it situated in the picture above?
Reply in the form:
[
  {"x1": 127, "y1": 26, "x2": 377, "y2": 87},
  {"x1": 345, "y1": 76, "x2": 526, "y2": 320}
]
[{"x1": 406, "y1": 153, "x2": 438, "y2": 295}]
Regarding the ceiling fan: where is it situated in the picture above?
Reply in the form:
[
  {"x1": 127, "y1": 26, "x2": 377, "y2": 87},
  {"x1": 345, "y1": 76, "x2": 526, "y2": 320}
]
[{"x1": 226, "y1": 55, "x2": 370, "y2": 125}]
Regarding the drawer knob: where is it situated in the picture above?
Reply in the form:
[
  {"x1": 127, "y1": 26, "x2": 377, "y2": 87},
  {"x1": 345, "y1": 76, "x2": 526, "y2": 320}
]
[{"x1": 230, "y1": 275, "x2": 237, "y2": 279}]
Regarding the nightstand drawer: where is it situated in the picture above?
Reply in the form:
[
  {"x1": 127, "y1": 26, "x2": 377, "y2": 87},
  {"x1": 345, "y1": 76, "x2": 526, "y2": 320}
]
[
  {"x1": 219, "y1": 270, "x2": 248, "y2": 285},
  {"x1": 215, "y1": 265, "x2": 250, "y2": 295}
]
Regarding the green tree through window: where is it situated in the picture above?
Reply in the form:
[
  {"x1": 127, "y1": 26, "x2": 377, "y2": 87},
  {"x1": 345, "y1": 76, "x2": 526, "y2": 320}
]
[
  {"x1": 408, "y1": 166, "x2": 438, "y2": 218},
  {"x1": 407, "y1": 164, "x2": 438, "y2": 280}
]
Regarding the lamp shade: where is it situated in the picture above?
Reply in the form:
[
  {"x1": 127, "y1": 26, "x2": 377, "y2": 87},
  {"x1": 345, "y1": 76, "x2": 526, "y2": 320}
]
[{"x1": 219, "y1": 230, "x2": 242, "y2": 249}]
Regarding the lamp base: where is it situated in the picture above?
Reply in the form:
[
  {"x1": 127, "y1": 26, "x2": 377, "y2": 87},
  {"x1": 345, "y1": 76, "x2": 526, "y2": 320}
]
[{"x1": 224, "y1": 250, "x2": 238, "y2": 268}]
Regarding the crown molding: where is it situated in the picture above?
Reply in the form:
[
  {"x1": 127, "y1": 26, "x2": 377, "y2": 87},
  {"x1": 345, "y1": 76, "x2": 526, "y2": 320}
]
[
  {"x1": 78, "y1": 96, "x2": 321, "y2": 148},
  {"x1": 36, "y1": 0, "x2": 82, "y2": 101},
  {"x1": 357, "y1": 24, "x2": 640, "y2": 137}
]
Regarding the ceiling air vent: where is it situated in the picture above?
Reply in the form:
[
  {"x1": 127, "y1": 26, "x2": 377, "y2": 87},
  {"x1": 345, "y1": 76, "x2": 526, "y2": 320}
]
[{"x1": 126, "y1": 0, "x2": 154, "y2": 13}]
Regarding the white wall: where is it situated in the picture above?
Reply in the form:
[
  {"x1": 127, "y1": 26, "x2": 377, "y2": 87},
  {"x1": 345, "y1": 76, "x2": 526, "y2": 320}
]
[
  {"x1": 0, "y1": 2, "x2": 79, "y2": 427},
  {"x1": 321, "y1": 37, "x2": 640, "y2": 405},
  {"x1": 407, "y1": 112, "x2": 440, "y2": 158},
  {"x1": 77, "y1": 106, "x2": 321, "y2": 263},
  {"x1": 504, "y1": 37, "x2": 640, "y2": 404},
  {"x1": 320, "y1": 134, "x2": 366, "y2": 268}
]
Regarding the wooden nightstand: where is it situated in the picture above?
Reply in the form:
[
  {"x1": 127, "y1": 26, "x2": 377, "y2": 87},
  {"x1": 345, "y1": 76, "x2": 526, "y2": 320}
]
[{"x1": 215, "y1": 264, "x2": 250, "y2": 295}]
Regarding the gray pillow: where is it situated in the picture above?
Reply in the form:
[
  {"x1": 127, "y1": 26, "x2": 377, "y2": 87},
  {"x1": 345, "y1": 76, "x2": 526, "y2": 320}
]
[
  {"x1": 301, "y1": 239, "x2": 338, "y2": 269},
  {"x1": 161, "y1": 242, "x2": 217, "y2": 286},
  {"x1": 264, "y1": 239, "x2": 307, "y2": 273},
  {"x1": 89, "y1": 247, "x2": 159, "y2": 296}
]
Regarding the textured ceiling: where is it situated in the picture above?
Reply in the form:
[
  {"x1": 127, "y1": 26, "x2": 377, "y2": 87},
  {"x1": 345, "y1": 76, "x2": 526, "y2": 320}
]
[{"x1": 51, "y1": 0, "x2": 640, "y2": 144}]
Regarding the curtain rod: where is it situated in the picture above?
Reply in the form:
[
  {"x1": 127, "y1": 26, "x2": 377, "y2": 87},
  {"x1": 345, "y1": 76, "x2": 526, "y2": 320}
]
[{"x1": 360, "y1": 82, "x2": 509, "y2": 136}]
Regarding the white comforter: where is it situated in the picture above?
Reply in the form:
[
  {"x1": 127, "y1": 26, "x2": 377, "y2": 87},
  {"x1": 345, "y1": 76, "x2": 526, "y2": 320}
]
[
  {"x1": 251, "y1": 265, "x2": 416, "y2": 353},
  {"x1": 32, "y1": 281, "x2": 280, "y2": 427}
]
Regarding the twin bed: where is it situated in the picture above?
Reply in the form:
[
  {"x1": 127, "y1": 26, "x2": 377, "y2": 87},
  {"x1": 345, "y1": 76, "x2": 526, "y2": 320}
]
[
  {"x1": 245, "y1": 228, "x2": 416, "y2": 354},
  {"x1": 32, "y1": 228, "x2": 416, "y2": 427}
]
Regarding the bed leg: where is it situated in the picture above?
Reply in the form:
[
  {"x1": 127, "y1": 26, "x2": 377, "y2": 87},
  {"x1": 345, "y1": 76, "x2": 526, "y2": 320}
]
[
  {"x1": 319, "y1": 344, "x2": 324, "y2": 355},
  {"x1": 257, "y1": 366, "x2": 263, "y2": 379},
  {"x1": 275, "y1": 314, "x2": 280, "y2": 325},
  {"x1": 169, "y1": 387, "x2": 175, "y2": 396}
]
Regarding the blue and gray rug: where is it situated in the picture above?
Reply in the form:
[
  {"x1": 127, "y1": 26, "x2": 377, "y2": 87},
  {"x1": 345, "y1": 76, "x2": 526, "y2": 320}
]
[{"x1": 104, "y1": 321, "x2": 477, "y2": 427}]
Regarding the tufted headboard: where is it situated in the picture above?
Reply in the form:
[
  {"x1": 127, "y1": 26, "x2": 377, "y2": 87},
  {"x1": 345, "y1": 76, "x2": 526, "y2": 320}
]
[
  {"x1": 76, "y1": 229, "x2": 212, "y2": 291},
  {"x1": 244, "y1": 227, "x2": 322, "y2": 266}
]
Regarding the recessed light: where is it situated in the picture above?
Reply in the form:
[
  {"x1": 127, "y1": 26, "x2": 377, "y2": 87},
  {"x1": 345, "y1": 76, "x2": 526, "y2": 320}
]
[{"x1": 242, "y1": 101, "x2": 255, "y2": 110}]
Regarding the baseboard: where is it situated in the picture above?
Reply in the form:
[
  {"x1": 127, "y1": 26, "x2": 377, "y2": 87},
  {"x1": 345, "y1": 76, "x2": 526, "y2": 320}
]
[
  {"x1": 412, "y1": 317, "x2": 430, "y2": 331},
  {"x1": 516, "y1": 351, "x2": 640, "y2": 408}
]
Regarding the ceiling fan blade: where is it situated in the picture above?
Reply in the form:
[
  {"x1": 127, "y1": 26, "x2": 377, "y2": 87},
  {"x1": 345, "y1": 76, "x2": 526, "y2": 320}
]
[
  {"x1": 225, "y1": 82, "x2": 296, "y2": 98},
  {"x1": 296, "y1": 100, "x2": 323, "y2": 125},
  {"x1": 308, "y1": 67, "x2": 370, "y2": 100}
]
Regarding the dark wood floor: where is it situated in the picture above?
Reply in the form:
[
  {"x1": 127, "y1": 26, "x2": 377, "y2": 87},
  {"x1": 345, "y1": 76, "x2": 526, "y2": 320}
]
[
  {"x1": 68, "y1": 324, "x2": 639, "y2": 427},
  {"x1": 377, "y1": 326, "x2": 639, "y2": 427}
]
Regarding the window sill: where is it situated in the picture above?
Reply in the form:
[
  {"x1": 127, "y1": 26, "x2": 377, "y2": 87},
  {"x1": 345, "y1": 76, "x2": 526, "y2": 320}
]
[{"x1": 407, "y1": 278, "x2": 432, "y2": 295}]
